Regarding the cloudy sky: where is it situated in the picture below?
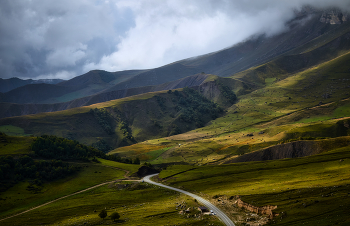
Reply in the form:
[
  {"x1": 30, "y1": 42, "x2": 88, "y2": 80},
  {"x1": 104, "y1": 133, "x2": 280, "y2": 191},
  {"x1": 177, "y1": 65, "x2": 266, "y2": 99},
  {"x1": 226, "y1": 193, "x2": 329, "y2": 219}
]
[{"x1": 1, "y1": 0, "x2": 349, "y2": 80}]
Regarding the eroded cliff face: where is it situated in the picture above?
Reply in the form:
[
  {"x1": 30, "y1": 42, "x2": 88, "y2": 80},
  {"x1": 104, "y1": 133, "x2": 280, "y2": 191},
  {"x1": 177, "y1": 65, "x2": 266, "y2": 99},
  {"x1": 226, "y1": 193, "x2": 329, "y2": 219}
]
[
  {"x1": 228, "y1": 140, "x2": 319, "y2": 163},
  {"x1": 320, "y1": 10, "x2": 348, "y2": 24},
  {"x1": 236, "y1": 199, "x2": 278, "y2": 220}
]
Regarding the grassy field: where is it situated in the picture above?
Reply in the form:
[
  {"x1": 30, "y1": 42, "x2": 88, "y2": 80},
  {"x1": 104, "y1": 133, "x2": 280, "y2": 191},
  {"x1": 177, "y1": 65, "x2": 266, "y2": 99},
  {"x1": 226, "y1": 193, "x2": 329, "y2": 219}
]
[
  {"x1": 97, "y1": 158, "x2": 140, "y2": 175},
  {"x1": 1, "y1": 180, "x2": 224, "y2": 226},
  {"x1": 0, "y1": 125, "x2": 30, "y2": 136},
  {"x1": 0, "y1": 134, "x2": 34, "y2": 155},
  {"x1": 158, "y1": 145, "x2": 350, "y2": 225},
  {"x1": 0, "y1": 163, "x2": 126, "y2": 219}
]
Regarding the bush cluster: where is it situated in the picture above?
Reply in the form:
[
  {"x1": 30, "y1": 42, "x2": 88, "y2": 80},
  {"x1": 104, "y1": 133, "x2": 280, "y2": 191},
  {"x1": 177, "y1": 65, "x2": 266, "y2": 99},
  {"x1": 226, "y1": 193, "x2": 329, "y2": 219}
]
[
  {"x1": 31, "y1": 135, "x2": 105, "y2": 161},
  {"x1": 31, "y1": 135, "x2": 139, "y2": 164},
  {"x1": 177, "y1": 87, "x2": 223, "y2": 126},
  {"x1": 90, "y1": 108, "x2": 114, "y2": 135},
  {"x1": 217, "y1": 82, "x2": 237, "y2": 104}
]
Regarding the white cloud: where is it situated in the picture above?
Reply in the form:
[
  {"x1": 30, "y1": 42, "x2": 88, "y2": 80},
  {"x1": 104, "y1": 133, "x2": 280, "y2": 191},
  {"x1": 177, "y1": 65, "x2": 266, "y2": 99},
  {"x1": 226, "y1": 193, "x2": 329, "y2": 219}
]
[
  {"x1": 35, "y1": 70, "x2": 76, "y2": 80},
  {"x1": 46, "y1": 44, "x2": 87, "y2": 67}
]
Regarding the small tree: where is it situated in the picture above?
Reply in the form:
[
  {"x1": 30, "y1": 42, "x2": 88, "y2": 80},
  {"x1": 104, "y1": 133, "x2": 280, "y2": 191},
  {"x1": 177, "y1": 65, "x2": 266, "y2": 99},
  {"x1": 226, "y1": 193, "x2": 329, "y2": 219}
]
[
  {"x1": 110, "y1": 212, "x2": 120, "y2": 222},
  {"x1": 99, "y1": 209, "x2": 107, "y2": 220}
]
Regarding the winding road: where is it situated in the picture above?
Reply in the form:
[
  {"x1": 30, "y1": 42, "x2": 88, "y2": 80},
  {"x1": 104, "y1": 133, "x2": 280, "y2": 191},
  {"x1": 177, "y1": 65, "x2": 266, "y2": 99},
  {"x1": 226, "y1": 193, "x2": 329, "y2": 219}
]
[
  {"x1": 144, "y1": 174, "x2": 235, "y2": 226},
  {"x1": 1, "y1": 171, "x2": 235, "y2": 226}
]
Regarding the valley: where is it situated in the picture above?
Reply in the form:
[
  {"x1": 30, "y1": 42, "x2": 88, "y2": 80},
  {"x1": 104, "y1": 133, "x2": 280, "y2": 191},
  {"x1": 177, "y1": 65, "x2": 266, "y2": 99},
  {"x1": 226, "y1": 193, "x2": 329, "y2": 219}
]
[{"x1": 1, "y1": 8, "x2": 350, "y2": 226}]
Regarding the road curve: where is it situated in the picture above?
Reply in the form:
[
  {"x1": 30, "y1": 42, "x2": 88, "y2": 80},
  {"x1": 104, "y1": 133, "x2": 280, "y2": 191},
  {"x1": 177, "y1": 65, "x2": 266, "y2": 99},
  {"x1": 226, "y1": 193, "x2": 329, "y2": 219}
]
[{"x1": 143, "y1": 174, "x2": 235, "y2": 226}]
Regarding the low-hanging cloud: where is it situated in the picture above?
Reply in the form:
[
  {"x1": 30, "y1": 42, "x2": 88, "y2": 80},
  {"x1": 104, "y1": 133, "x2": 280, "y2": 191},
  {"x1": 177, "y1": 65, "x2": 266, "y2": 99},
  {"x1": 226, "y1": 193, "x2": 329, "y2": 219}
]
[{"x1": 0, "y1": 0, "x2": 349, "y2": 80}]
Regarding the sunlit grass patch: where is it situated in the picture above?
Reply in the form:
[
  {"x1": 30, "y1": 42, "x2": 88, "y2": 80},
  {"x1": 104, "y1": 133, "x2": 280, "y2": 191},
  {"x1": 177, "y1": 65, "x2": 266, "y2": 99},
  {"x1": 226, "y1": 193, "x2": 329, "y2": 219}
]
[
  {"x1": 0, "y1": 164, "x2": 125, "y2": 219},
  {"x1": 0, "y1": 125, "x2": 30, "y2": 136},
  {"x1": 161, "y1": 145, "x2": 350, "y2": 225},
  {"x1": 0, "y1": 135, "x2": 34, "y2": 155},
  {"x1": 1, "y1": 181, "x2": 224, "y2": 226},
  {"x1": 97, "y1": 158, "x2": 140, "y2": 175}
]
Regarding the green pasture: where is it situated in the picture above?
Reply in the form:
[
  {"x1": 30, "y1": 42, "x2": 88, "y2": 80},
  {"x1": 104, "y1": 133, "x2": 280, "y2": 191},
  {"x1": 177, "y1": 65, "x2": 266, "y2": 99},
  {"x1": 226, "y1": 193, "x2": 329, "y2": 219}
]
[
  {"x1": 0, "y1": 125, "x2": 30, "y2": 136},
  {"x1": 97, "y1": 158, "x2": 140, "y2": 175},
  {"x1": 0, "y1": 135, "x2": 34, "y2": 155},
  {"x1": 159, "y1": 165, "x2": 196, "y2": 179},
  {"x1": 1, "y1": 181, "x2": 224, "y2": 226},
  {"x1": 160, "y1": 145, "x2": 350, "y2": 225},
  {"x1": 143, "y1": 146, "x2": 172, "y2": 161},
  {"x1": 0, "y1": 164, "x2": 125, "y2": 219}
]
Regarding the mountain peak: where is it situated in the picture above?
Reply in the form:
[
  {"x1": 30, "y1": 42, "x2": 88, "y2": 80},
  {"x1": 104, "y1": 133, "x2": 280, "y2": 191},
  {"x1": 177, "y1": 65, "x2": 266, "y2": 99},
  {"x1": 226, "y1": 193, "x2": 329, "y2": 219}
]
[{"x1": 320, "y1": 9, "x2": 348, "y2": 24}]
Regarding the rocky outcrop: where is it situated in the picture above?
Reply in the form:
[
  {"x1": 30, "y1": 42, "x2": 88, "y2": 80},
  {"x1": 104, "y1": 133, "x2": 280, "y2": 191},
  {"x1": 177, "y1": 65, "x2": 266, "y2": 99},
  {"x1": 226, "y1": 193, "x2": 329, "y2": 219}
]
[
  {"x1": 236, "y1": 199, "x2": 277, "y2": 219},
  {"x1": 226, "y1": 136, "x2": 350, "y2": 164},
  {"x1": 229, "y1": 140, "x2": 319, "y2": 163},
  {"x1": 320, "y1": 10, "x2": 348, "y2": 24}
]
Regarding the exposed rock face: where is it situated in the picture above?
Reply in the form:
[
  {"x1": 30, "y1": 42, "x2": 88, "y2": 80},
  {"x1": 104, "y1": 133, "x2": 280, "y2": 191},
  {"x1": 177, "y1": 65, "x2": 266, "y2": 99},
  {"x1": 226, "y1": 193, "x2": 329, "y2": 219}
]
[
  {"x1": 236, "y1": 199, "x2": 277, "y2": 219},
  {"x1": 229, "y1": 140, "x2": 319, "y2": 163},
  {"x1": 320, "y1": 10, "x2": 348, "y2": 24}
]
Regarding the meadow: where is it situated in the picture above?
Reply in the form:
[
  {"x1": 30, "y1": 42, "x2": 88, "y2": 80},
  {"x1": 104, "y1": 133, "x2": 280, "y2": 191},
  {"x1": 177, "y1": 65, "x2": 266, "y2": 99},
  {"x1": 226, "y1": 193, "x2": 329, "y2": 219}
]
[
  {"x1": 1, "y1": 178, "x2": 224, "y2": 226},
  {"x1": 158, "y1": 145, "x2": 350, "y2": 225}
]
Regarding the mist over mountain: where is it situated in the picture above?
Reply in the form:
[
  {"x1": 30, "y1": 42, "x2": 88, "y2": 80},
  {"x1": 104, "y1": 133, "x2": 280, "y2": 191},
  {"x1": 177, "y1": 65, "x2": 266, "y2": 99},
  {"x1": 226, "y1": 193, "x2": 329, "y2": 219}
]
[
  {"x1": 1, "y1": 7, "x2": 350, "y2": 107},
  {"x1": 1, "y1": 1, "x2": 349, "y2": 80}
]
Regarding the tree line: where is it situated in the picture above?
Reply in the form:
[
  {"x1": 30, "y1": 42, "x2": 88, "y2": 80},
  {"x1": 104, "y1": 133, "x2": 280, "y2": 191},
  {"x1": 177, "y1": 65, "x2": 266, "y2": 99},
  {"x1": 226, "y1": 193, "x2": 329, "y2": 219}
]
[
  {"x1": 169, "y1": 87, "x2": 224, "y2": 131},
  {"x1": 0, "y1": 155, "x2": 80, "y2": 191},
  {"x1": 31, "y1": 135, "x2": 139, "y2": 164}
]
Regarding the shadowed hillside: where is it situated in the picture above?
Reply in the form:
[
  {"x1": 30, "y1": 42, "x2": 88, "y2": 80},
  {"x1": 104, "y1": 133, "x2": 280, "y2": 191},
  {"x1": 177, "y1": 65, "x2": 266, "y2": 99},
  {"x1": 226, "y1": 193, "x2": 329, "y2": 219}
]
[
  {"x1": 0, "y1": 83, "x2": 235, "y2": 149},
  {"x1": 0, "y1": 74, "x2": 210, "y2": 118}
]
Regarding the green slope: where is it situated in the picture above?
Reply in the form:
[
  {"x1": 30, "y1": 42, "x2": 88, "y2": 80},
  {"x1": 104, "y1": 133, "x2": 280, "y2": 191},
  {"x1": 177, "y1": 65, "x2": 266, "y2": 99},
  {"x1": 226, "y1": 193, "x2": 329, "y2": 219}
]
[
  {"x1": 109, "y1": 51, "x2": 350, "y2": 165},
  {"x1": 0, "y1": 85, "x2": 231, "y2": 150},
  {"x1": 158, "y1": 144, "x2": 350, "y2": 225}
]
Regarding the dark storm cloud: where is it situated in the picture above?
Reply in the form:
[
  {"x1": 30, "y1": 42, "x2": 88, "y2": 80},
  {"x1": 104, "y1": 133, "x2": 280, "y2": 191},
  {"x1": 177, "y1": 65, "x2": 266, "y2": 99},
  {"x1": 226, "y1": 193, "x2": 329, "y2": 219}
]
[
  {"x1": 0, "y1": 0, "x2": 134, "y2": 79},
  {"x1": 0, "y1": 0, "x2": 349, "y2": 80}
]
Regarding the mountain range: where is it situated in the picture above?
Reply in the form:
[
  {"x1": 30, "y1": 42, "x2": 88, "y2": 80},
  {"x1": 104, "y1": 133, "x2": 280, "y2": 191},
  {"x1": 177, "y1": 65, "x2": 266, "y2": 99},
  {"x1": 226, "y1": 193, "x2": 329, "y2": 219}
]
[
  {"x1": 1, "y1": 9, "x2": 350, "y2": 118},
  {"x1": 2, "y1": 6, "x2": 350, "y2": 226}
]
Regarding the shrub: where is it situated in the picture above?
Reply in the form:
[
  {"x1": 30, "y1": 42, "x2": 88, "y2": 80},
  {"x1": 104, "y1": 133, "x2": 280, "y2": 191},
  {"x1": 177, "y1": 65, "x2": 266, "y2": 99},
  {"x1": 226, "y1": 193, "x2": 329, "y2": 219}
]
[
  {"x1": 110, "y1": 212, "x2": 120, "y2": 222},
  {"x1": 99, "y1": 209, "x2": 107, "y2": 219}
]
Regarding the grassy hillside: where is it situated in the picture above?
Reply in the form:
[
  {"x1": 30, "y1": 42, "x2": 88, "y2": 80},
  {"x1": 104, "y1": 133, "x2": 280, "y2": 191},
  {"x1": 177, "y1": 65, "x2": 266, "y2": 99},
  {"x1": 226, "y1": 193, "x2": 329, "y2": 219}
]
[
  {"x1": 158, "y1": 144, "x2": 350, "y2": 225},
  {"x1": 0, "y1": 135, "x2": 223, "y2": 226},
  {"x1": 108, "y1": 50, "x2": 350, "y2": 165},
  {"x1": 0, "y1": 85, "x2": 230, "y2": 150},
  {"x1": 0, "y1": 132, "x2": 34, "y2": 155},
  {"x1": 1, "y1": 181, "x2": 224, "y2": 226}
]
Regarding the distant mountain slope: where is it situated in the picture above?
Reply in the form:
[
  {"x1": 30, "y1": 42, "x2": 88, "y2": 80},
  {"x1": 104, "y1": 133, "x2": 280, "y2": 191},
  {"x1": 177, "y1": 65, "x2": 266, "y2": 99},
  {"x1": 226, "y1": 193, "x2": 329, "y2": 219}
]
[
  {"x1": 1, "y1": 9, "x2": 350, "y2": 109},
  {"x1": 0, "y1": 69, "x2": 144, "y2": 104},
  {"x1": 231, "y1": 28, "x2": 350, "y2": 86},
  {"x1": 0, "y1": 84, "x2": 75, "y2": 104},
  {"x1": 0, "y1": 77, "x2": 64, "y2": 93},
  {"x1": 0, "y1": 74, "x2": 214, "y2": 118},
  {"x1": 2, "y1": 16, "x2": 350, "y2": 117},
  {"x1": 180, "y1": 11, "x2": 350, "y2": 77},
  {"x1": 105, "y1": 63, "x2": 201, "y2": 92},
  {"x1": 57, "y1": 69, "x2": 145, "y2": 89},
  {"x1": 59, "y1": 11, "x2": 350, "y2": 94},
  {"x1": 0, "y1": 83, "x2": 233, "y2": 148}
]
